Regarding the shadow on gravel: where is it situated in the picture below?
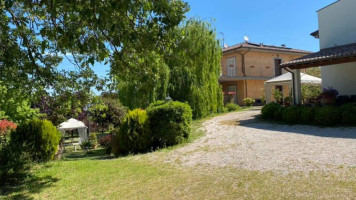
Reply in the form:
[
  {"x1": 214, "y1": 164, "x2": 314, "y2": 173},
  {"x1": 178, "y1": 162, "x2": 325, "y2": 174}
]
[{"x1": 237, "y1": 113, "x2": 356, "y2": 139}]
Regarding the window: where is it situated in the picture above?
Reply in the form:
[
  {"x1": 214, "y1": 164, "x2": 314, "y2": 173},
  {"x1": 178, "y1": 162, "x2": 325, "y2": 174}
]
[
  {"x1": 227, "y1": 58, "x2": 236, "y2": 77},
  {"x1": 274, "y1": 58, "x2": 282, "y2": 76}
]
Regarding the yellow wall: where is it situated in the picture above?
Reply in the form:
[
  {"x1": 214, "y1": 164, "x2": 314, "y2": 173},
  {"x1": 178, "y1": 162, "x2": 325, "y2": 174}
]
[
  {"x1": 221, "y1": 50, "x2": 306, "y2": 77},
  {"x1": 220, "y1": 49, "x2": 308, "y2": 105}
]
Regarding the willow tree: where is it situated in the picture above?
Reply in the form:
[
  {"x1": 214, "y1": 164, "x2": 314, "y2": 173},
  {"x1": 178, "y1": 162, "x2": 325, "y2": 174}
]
[
  {"x1": 166, "y1": 20, "x2": 223, "y2": 118},
  {"x1": 114, "y1": 51, "x2": 170, "y2": 109}
]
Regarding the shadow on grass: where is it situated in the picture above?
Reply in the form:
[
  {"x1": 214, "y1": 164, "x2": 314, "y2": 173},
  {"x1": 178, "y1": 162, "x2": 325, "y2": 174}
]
[
  {"x1": 236, "y1": 112, "x2": 356, "y2": 139},
  {"x1": 62, "y1": 148, "x2": 119, "y2": 161},
  {"x1": 1, "y1": 175, "x2": 59, "y2": 200}
]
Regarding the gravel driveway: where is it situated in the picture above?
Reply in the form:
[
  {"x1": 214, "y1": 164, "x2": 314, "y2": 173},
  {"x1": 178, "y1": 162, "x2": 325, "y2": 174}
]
[{"x1": 165, "y1": 108, "x2": 356, "y2": 173}]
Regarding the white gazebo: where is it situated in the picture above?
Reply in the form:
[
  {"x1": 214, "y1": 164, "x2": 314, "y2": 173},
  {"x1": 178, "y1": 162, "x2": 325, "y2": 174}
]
[
  {"x1": 58, "y1": 118, "x2": 88, "y2": 150},
  {"x1": 265, "y1": 72, "x2": 322, "y2": 104}
]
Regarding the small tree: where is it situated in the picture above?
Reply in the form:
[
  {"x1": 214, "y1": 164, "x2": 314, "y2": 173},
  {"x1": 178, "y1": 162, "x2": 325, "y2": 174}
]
[{"x1": 272, "y1": 89, "x2": 283, "y2": 104}]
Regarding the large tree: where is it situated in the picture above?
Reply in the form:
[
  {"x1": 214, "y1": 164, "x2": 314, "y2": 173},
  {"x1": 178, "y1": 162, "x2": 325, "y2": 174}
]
[
  {"x1": 1, "y1": 0, "x2": 189, "y2": 121},
  {"x1": 166, "y1": 20, "x2": 224, "y2": 118}
]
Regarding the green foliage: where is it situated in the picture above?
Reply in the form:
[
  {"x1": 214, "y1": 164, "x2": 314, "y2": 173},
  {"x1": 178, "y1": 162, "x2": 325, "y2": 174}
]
[
  {"x1": 89, "y1": 96, "x2": 127, "y2": 133},
  {"x1": 243, "y1": 98, "x2": 255, "y2": 106},
  {"x1": 11, "y1": 119, "x2": 61, "y2": 162},
  {"x1": 99, "y1": 134, "x2": 113, "y2": 155},
  {"x1": 314, "y1": 106, "x2": 341, "y2": 126},
  {"x1": 112, "y1": 109, "x2": 152, "y2": 156},
  {"x1": 299, "y1": 107, "x2": 315, "y2": 124},
  {"x1": 282, "y1": 107, "x2": 300, "y2": 124},
  {"x1": 89, "y1": 133, "x2": 98, "y2": 148},
  {"x1": 0, "y1": 141, "x2": 31, "y2": 186},
  {"x1": 261, "y1": 103, "x2": 282, "y2": 120},
  {"x1": 115, "y1": 52, "x2": 170, "y2": 109},
  {"x1": 272, "y1": 89, "x2": 283, "y2": 104},
  {"x1": 340, "y1": 103, "x2": 356, "y2": 125},
  {"x1": 225, "y1": 103, "x2": 241, "y2": 112},
  {"x1": 302, "y1": 85, "x2": 322, "y2": 102},
  {"x1": 306, "y1": 67, "x2": 321, "y2": 78},
  {"x1": 167, "y1": 19, "x2": 224, "y2": 118},
  {"x1": 0, "y1": 83, "x2": 41, "y2": 124},
  {"x1": 147, "y1": 101, "x2": 192, "y2": 147}
]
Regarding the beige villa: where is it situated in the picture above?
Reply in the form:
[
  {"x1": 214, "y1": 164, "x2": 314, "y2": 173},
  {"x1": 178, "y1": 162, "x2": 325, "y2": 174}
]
[{"x1": 220, "y1": 41, "x2": 311, "y2": 105}]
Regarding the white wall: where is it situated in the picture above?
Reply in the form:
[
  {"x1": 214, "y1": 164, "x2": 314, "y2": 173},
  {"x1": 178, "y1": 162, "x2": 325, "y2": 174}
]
[
  {"x1": 318, "y1": 0, "x2": 356, "y2": 49},
  {"x1": 318, "y1": 0, "x2": 356, "y2": 95},
  {"x1": 321, "y1": 62, "x2": 356, "y2": 95}
]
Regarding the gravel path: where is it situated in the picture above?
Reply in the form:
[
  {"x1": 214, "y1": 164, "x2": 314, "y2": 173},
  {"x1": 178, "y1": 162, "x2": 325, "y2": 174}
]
[{"x1": 165, "y1": 108, "x2": 356, "y2": 173}]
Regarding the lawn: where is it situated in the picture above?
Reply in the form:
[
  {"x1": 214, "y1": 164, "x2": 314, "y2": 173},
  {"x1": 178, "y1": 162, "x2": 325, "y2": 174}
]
[{"x1": 2, "y1": 112, "x2": 356, "y2": 200}]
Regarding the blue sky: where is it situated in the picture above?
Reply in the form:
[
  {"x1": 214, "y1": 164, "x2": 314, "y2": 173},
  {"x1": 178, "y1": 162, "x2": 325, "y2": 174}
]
[{"x1": 59, "y1": 0, "x2": 336, "y2": 81}]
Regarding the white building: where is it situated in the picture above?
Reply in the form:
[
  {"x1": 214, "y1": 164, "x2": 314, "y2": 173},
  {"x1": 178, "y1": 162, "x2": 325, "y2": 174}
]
[{"x1": 282, "y1": 0, "x2": 356, "y2": 102}]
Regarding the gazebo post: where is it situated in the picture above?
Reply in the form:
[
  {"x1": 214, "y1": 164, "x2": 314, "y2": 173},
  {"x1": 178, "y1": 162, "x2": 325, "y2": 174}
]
[{"x1": 292, "y1": 69, "x2": 302, "y2": 105}]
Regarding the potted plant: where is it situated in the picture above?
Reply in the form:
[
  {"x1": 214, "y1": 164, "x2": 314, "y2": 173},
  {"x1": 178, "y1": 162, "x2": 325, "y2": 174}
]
[{"x1": 319, "y1": 87, "x2": 338, "y2": 105}]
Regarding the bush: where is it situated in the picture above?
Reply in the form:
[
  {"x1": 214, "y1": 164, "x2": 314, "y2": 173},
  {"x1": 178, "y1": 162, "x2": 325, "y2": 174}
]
[
  {"x1": 282, "y1": 106, "x2": 300, "y2": 124},
  {"x1": 10, "y1": 119, "x2": 61, "y2": 162},
  {"x1": 261, "y1": 102, "x2": 281, "y2": 120},
  {"x1": 225, "y1": 103, "x2": 241, "y2": 112},
  {"x1": 112, "y1": 109, "x2": 152, "y2": 156},
  {"x1": 340, "y1": 103, "x2": 356, "y2": 125},
  {"x1": 314, "y1": 106, "x2": 341, "y2": 126},
  {"x1": 274, "y1": 106, "x2": 284, "y2": 121},
  {"x1": 0, "y1": 141, "x2": 31, "y2": 186},
  {"x1": 299, "y1": 107, "x2": 315, "y2": 124},
  {"x1": 147, "y1": 101, "x2": 192, "y2": 148},
  {"x1": 89, "y1": 133, "x2": 98, "y2": 148},
  {"x1": 99, "y1": 134, "x2": 113, "y2": 155},
  {"x1": 243, "y1": 98, "x2": 255, "y2": 106}
]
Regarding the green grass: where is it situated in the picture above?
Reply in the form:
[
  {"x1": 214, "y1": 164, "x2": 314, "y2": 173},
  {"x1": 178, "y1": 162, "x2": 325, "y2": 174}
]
[{"x1": 2, "y1": 110, "x2": 356, "y2": 199}]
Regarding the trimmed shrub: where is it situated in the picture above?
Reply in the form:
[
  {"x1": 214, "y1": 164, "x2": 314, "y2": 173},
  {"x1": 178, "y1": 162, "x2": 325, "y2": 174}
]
[
  {"x1": 243, "y1": 98, "x2": 255, "y2": 106},
  {"x1": 261, "y1": 102, "x2": 281, "y2": 120},
  {"x1": 282, "y1": 106, "x2": 300, "y2": 124},
  {"x1": 225, "y1": 103, "x2": 241, "y2": 112},
  {"x1": 274, "y1": 106, "x2": 284, "y2": 121},
  {"x1": 314, "y1": 106, "x2": 341, "y2": 126},
  {"x1": 340, "y1": 103, "x2": 356, "y2": 125},
  {"x1": 99, "y1": 134, "x2": 113, "y2": 155},
  {"x1": 147, "y1": 101, "x2": 192, "y2": 148},
  {"x1": 11, "y1": 119, "x2": 61, "y2": 162},
  {"x1": 299, "y1": 107, "x2": 315, "y2": 124},
  {"x1": 112, "y1": 109, "x2": 152, "y2": 156}
]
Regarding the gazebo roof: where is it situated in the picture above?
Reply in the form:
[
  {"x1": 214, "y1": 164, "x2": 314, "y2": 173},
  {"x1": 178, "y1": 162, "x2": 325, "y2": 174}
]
[
  {"x1": 265, "y1": 72, "x2": 322, "y2": 84},
  {"x1": 58, "y1": 118, "x2": 87, "y2": 130}
]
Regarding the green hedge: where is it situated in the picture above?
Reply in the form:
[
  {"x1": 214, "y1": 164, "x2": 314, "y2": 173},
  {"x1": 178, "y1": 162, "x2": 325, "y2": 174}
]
[
  {"x1": 314, "y1": 106, "x2": 341, "y2": 126},
  {"x1": 147, "y1": 101, "x2": 192, "y2": 148},
  {"x1": 340, "y1": 103, "x2": 356, "y2": 125},
  {"x1": 243, "y1": 98, "x2": 255, "y2": 106},
  {"x1": 261, "y1": 102, "x2": 281, "y2": 120},
  {"x1": 225, "y1": 103, "x2": 241, "y2": 112},
  {"x1": 299, "y1": 107, "x2": 315, "y2": 124},
  {"x1": 112, "y1": 109, "x2": 152, "y2": 156},
  {"x1": 282, "y1": 106, "x2": 300, "y2": 124},
  {"x1": 261, "y1": 103, "x2": 356, "y2": 126},
  {"x1": 10, "y1": 119, "x2": 61, "y2": 162}
]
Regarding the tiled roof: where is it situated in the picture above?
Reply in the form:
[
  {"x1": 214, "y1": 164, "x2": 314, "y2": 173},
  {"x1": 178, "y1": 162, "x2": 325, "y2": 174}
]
[
  {"x1": 223, "y1": 42, "x2": 312, "y2": 54},
  {"x1": 281, "y1": 42, "x2": 356, "y2": 68}
]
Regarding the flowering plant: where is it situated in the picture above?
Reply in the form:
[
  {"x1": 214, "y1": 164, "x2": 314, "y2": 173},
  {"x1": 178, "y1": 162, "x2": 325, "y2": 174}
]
[
  {"x1": 319, "y1": 87, "x2": 338, "y2": 99},
  {"x1": 0, "y1": 119, "x2": 17, "y2": 136}
]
